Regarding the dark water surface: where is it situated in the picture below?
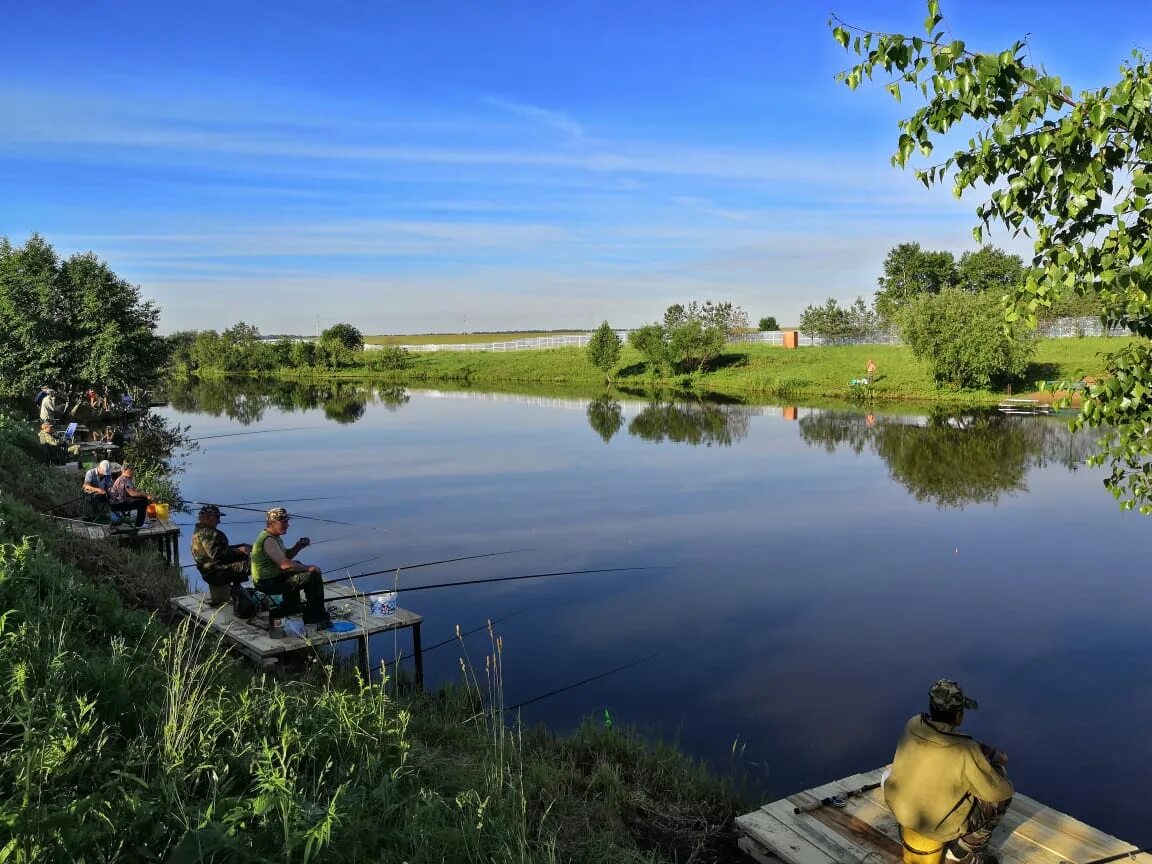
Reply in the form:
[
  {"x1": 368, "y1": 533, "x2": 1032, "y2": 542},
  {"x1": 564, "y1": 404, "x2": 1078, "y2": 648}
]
[{"x1": 160, "y1": 381, "x2": 1150, "y2": 840}]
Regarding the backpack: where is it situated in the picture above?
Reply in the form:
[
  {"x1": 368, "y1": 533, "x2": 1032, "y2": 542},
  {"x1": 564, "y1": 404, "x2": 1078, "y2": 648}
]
[{"x1": 231, "y1": 583, "x2": 261, "y2": 620}]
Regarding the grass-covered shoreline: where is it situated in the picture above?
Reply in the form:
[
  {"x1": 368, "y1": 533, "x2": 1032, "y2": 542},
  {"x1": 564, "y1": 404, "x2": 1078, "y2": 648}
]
[
  {"x1": 0, "y1": 417, "x2": 745, "y2": 863},
  {"x1": 257, "y1": 337, "x2": 1131, "y2": 405}
]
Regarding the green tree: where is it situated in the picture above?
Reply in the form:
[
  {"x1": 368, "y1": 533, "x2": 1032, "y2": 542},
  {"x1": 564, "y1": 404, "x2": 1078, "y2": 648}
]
[
  {"x1": 956, "y1": 245, "x2": 1025, "y2": 295},
  {"x1": 0, "y1": 234, "x2": 166, "y2": 396},
  {"x1": 758, "y1": 316, "x2": 779, "y2": 331},
  {"x1": 318, "y1": 323, "x2": 364, "y2": 369},
  {"x1": 289, "y1": 340, "x2": 318, "y2": 368},
  {"x1": 668, "y1": 319, "x2": 726, "y2": 372},
  {"x1": 628, "y1": 324, "x2": 673, "y2": 375},
  {"x1": 585, "y1": 321, "x2": 623, "y2": 384},
  {"x1": 897, "y1": 287, "x2": 1035, "y2": 389},
  {"x1": 798, "y1": 296, "x2": 877, "y2": 342},
  {"x1": 874, "y1": 242, "x2": 956, "y2": 321},
  {"x1": 831, "y1": 1, "x2": 1152, "y2": 508}
]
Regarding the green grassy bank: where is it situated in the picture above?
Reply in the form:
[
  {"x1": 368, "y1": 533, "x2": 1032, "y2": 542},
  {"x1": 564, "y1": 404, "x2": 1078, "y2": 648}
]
[
  {"x1": 0, "y1": 417, "x2": 744, "y2": 863},
  {"x1": 291, "y1": 337, "x2": 1131, "y2": 404}
]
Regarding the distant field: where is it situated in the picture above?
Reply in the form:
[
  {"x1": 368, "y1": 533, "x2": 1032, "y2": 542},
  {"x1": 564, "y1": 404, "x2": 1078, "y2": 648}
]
[{"x1": 364, "y1": 331, "x2": 586, "y2": 346}]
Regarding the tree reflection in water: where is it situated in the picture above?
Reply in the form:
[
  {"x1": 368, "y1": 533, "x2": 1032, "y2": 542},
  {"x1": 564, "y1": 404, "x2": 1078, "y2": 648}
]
[
  {"x1": 586, "y1": 396, "x2": 624, "y2": 444},
  {"x1": 166, "y1": 378, "x2": 409, "y2": 426},
  {"x1": 799, "y1": 408, "x2": 1098, "y2": 508},
  {"x1": 625, "y1": 397, "x2": 753, "y2": 447}
]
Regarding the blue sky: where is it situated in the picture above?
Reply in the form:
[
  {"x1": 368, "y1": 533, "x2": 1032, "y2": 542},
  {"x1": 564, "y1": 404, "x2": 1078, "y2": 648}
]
[{"x1": 1, "y1": 1, "x2": 1147, "y2": 334}]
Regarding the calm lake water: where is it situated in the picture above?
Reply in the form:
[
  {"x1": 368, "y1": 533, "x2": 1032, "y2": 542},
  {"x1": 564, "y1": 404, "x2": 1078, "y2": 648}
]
[{"x1": 161, "y1": 379, "x2": 1150, "y2": 839}]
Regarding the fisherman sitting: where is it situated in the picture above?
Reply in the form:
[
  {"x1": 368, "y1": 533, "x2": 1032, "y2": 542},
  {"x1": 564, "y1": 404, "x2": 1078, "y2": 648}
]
[
  {"x1": 885, "y1": 679, "x2": 1014, "y2": 864},
  {"x1": 81, "y1": 459, "x2": 118, "y2": 520},
  {"x1": 251, "y1": 507, "x2": 331, "y2": 628},
  {"x1": 191, "y1": 504, "x2": 252, "y2": 606},
  {"x1": 108, "y1": 463, "x2": 153, "y2": 529}
]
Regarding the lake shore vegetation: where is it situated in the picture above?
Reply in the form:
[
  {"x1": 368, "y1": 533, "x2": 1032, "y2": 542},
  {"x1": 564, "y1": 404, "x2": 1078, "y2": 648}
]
[{"x1": 0, "y1": 417, "x2": 745, "y2": 862}]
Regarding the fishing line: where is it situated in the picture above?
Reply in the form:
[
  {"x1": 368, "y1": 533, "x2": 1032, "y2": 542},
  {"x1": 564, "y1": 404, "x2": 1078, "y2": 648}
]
[
  {"x1": 189, "y1": 427, "x2": 310, "y2": 442},
  {"x1": 360, "y1": 565, "x2": 666, "y2": 594},
  {"x1": 180, "y1": 532, "x2": 357, "y2": 568},
  {"x1": 381, "y1": 606, "x2": 533, "y2": 668},
  {"x1": 217, "y1": 496, "x2": 335, "y2": 507},
  {"x1": 505, "y1": 651, "x2": 662, "y2": 711},
  {"x1": 323, "y1": 548, "x2": 534, "y2": 586},
  {"x1": 186, "y1": 499, "x2": 386, "y2": 531}
]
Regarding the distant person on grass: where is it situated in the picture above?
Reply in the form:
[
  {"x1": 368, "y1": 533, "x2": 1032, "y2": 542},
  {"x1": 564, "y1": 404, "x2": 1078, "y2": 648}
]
[
  {"x1": 884, "y1": 679, "x2": 1014, "y2": 864},
  {"x1": 108, "y1": 463, "x2": 153, "y2": 528},
  {"x1": 866, "y1": 358, "x2": 877, "y2": 382},
  {"x1": 251, "y1": 507, "x2": 331, "y2": 628},
  {"x1": 191, "y1": 504, "x2": 252, "y2": 606}
]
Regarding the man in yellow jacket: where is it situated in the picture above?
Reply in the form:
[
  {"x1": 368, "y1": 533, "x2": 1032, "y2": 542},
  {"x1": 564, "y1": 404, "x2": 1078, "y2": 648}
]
[{"x1": 884, "y1": 679, "x2": 1014, "y2": 864}]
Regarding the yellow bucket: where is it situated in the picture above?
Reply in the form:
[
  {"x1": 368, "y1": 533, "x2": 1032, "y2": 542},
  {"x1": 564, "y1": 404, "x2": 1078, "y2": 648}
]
[{"x1": 154, "y1": 502, "x2": 170, "y2": 520}]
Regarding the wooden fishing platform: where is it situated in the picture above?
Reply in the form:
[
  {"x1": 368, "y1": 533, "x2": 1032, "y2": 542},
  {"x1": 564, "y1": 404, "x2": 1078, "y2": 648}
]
[
  {"x1": 736, "y1": 767, "x2": 1151, "y2": 864},
  {"x1": 46, "y1": 515, "x2": 182, "y2": 565},
  {"x1": 998, "y1": 398, "x2": 1054, "y2": 416},
  {"x1": 169, "y1": 583, "x2": 424, "y2": 685}
]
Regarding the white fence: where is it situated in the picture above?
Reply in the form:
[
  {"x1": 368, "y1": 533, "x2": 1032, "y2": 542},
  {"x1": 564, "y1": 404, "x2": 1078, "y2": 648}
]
[{"x1": 363, "y1": 317, "x2": 1116, "y2": 354}]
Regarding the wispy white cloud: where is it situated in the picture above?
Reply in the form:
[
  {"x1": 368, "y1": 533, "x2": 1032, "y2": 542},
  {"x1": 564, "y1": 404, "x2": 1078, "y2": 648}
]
[{"x1": 480, "y1": 95, "x2": 587, "y2": 141}]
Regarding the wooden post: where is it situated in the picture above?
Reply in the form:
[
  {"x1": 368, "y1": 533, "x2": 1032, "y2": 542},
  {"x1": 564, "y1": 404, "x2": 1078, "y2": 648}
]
[
  {"x1": 411, "y1": 622, "x2": 424, "y2": 690},
  {"x1": 357, "y1": 634, "x2": 370, "y2": 678}
]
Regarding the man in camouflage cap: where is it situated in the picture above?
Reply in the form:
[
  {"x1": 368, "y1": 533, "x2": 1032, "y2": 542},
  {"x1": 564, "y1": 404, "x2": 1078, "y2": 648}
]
[
  {"x1": 191, "y1": 504, "x2": 252, "y2": 606},
  {"x1": 249, "y1": 507, "x2": 330, "y2": 628},
  {"x1": 883, "y1": 679, "x2": 1014, "y2": 864}
]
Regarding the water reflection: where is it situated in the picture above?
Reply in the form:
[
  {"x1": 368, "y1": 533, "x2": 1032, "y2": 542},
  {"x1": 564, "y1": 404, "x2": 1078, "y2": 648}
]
[
  {"x1": 167, "y1": 377, "x2": 409, "y2": 426},
  {"x1": 586, "y1": 396, "x2": 624, "y2": 444},
  {"x1": 799, "y1": 408, "x2": 1097, "y2": 508},
  {"x1": 623, "y1": 397, "x2": 753, "y2": 447}
]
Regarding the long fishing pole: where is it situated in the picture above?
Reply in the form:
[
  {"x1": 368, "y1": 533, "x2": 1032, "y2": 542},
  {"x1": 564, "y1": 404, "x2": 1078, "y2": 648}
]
[
  {"x1": 381, "y1": 606, "x2": 533, "y2": 668},
  {"x1": 189, "y1": 427, "x2": 310, "y2": 442},
  {"x1": 793, "y1": 782, "x2": 882, "y2": 814},
  {"x1": 217, "y1": 496, "x2": 335, "y2": 507},
  {"x1": 185, "y1": 499, "x2": 386, "y2": 531},
  {"x1": 323, "y1": 549, "x2": 534, "y2": 586},
  {"x1": 353, "y1": 565, "x2": 665, "y2": 594},
  {"x1": 506, "y1": 651, "x2": 661, "y2": 711},
  {"x1": 180, "y1": 532, "x2": 357, "y2": 569},
  {"x1": 1067, "y1": 849, "x2": 1152, "y2": 864}
]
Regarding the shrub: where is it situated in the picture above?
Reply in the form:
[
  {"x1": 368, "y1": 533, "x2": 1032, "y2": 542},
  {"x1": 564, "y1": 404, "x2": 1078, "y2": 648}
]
[
  {"x1": 370, "y1": 345, "x2": 411, "y2": 372},
  {"x1": 897, "y1": 287, "x2": 1036, "y2": 389}
]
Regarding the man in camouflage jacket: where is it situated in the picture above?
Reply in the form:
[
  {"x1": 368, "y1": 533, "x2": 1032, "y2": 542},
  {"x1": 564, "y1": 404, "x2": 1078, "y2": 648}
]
[{"x1": 191, "y1": 504, "x2": 251, "y2": 605}]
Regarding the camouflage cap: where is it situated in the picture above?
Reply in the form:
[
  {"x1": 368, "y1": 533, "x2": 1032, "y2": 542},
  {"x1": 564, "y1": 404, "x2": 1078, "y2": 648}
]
[
  {"x1": 266, "y1": 507, "x2": 290, "y2": 522},
  {"x1": 929, "y1": 679, "x2": 978, "y2": 712},
  {"x1": 198, "y1": 504, "x2": 223, "y2": 518}
]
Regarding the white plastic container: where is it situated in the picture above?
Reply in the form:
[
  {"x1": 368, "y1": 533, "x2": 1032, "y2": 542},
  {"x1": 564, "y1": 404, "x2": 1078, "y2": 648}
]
[{"x1": 370, "y1": 591, "x2": 398, "y2": 617}]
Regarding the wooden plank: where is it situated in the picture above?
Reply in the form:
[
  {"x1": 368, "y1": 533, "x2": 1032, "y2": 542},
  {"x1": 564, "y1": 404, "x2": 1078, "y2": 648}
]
[
  {"x1": 737, "y1": 835, "x2": 786, "y2": 864},
  {"x1": 735, "y1": 810, "x2": 841, "y2": 864},
  {"x1": 169, "y1": 590, "x2": 422, "y2": 660}
]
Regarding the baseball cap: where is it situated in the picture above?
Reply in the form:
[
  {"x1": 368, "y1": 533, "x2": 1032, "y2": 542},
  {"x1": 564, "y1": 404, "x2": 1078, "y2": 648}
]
[
  {"x1": 97, "y1": 459, "x2": 112, "y2": 474},
  {"x1": 266, "y1": 507, "x2": 290, "y2": 522},
  {"x1": 929, "y1": 679, "x2": 978, "y2": 712},
  {"x1": 199, "y1": 504, "x2": 223, "y2": 518}
]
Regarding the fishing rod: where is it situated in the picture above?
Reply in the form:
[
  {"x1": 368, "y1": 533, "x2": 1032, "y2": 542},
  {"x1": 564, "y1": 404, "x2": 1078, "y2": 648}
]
[
  {"x1": 189, "y1": 427, "x2": 310, "y2": 442},
  {"x1": 323, "y1": 549, "x2": 534, "y2": 586},
  {"x1": 793, "y1": 782, "x2": 882, "y2": 814},
  {"x1": 216, "y1": 496, "x2": 335, "y2": 507},
  {"x1": 185, "y1": 499, "x2": 386, "y2": 531},
  {"x1": 45, "y1": 494, "x2": 87, "y2": 515},
  {"x1": 180, "y1": 532, "x2": 357, "y2": 569},
  {"x1": 357, "y1": 565, "x2": 666, "y2": 595},
  {"x1": 506, "y1": 651, "x2": 661, "y2": 711},
  {"x1": 1064, "y1": 850, "x2": 1152, "y2": 864},
  {"x1": 381, "y1": 606, "x2": 533, "y2": 669}
]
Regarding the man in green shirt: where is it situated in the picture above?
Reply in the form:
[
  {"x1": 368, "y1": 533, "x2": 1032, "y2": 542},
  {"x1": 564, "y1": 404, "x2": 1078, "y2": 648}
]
[
  {"x1": 884, "y1": 679, "x2": 1014, "y2": 864},
  {"x1": 190, "y1": 504, "x2": 251, "y2": 606},
  {"x1": 251, "y1": 507, "x2": 331, "y2": 628}
]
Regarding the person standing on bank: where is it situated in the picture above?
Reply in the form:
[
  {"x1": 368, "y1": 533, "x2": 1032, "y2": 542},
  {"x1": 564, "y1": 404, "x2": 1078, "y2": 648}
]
[
  {"x1": 191, "y1": 504, "x2": 251, "y2": 606},
  {"x1": 884, "y1": 679, "x2": 1014, "y2": 864},
  {"x1": 250, "y1": 507, "x2": 331, "y2": 628},
  {"x1": 108, "y1": 463, "x2": 153, "y2": 528}
]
